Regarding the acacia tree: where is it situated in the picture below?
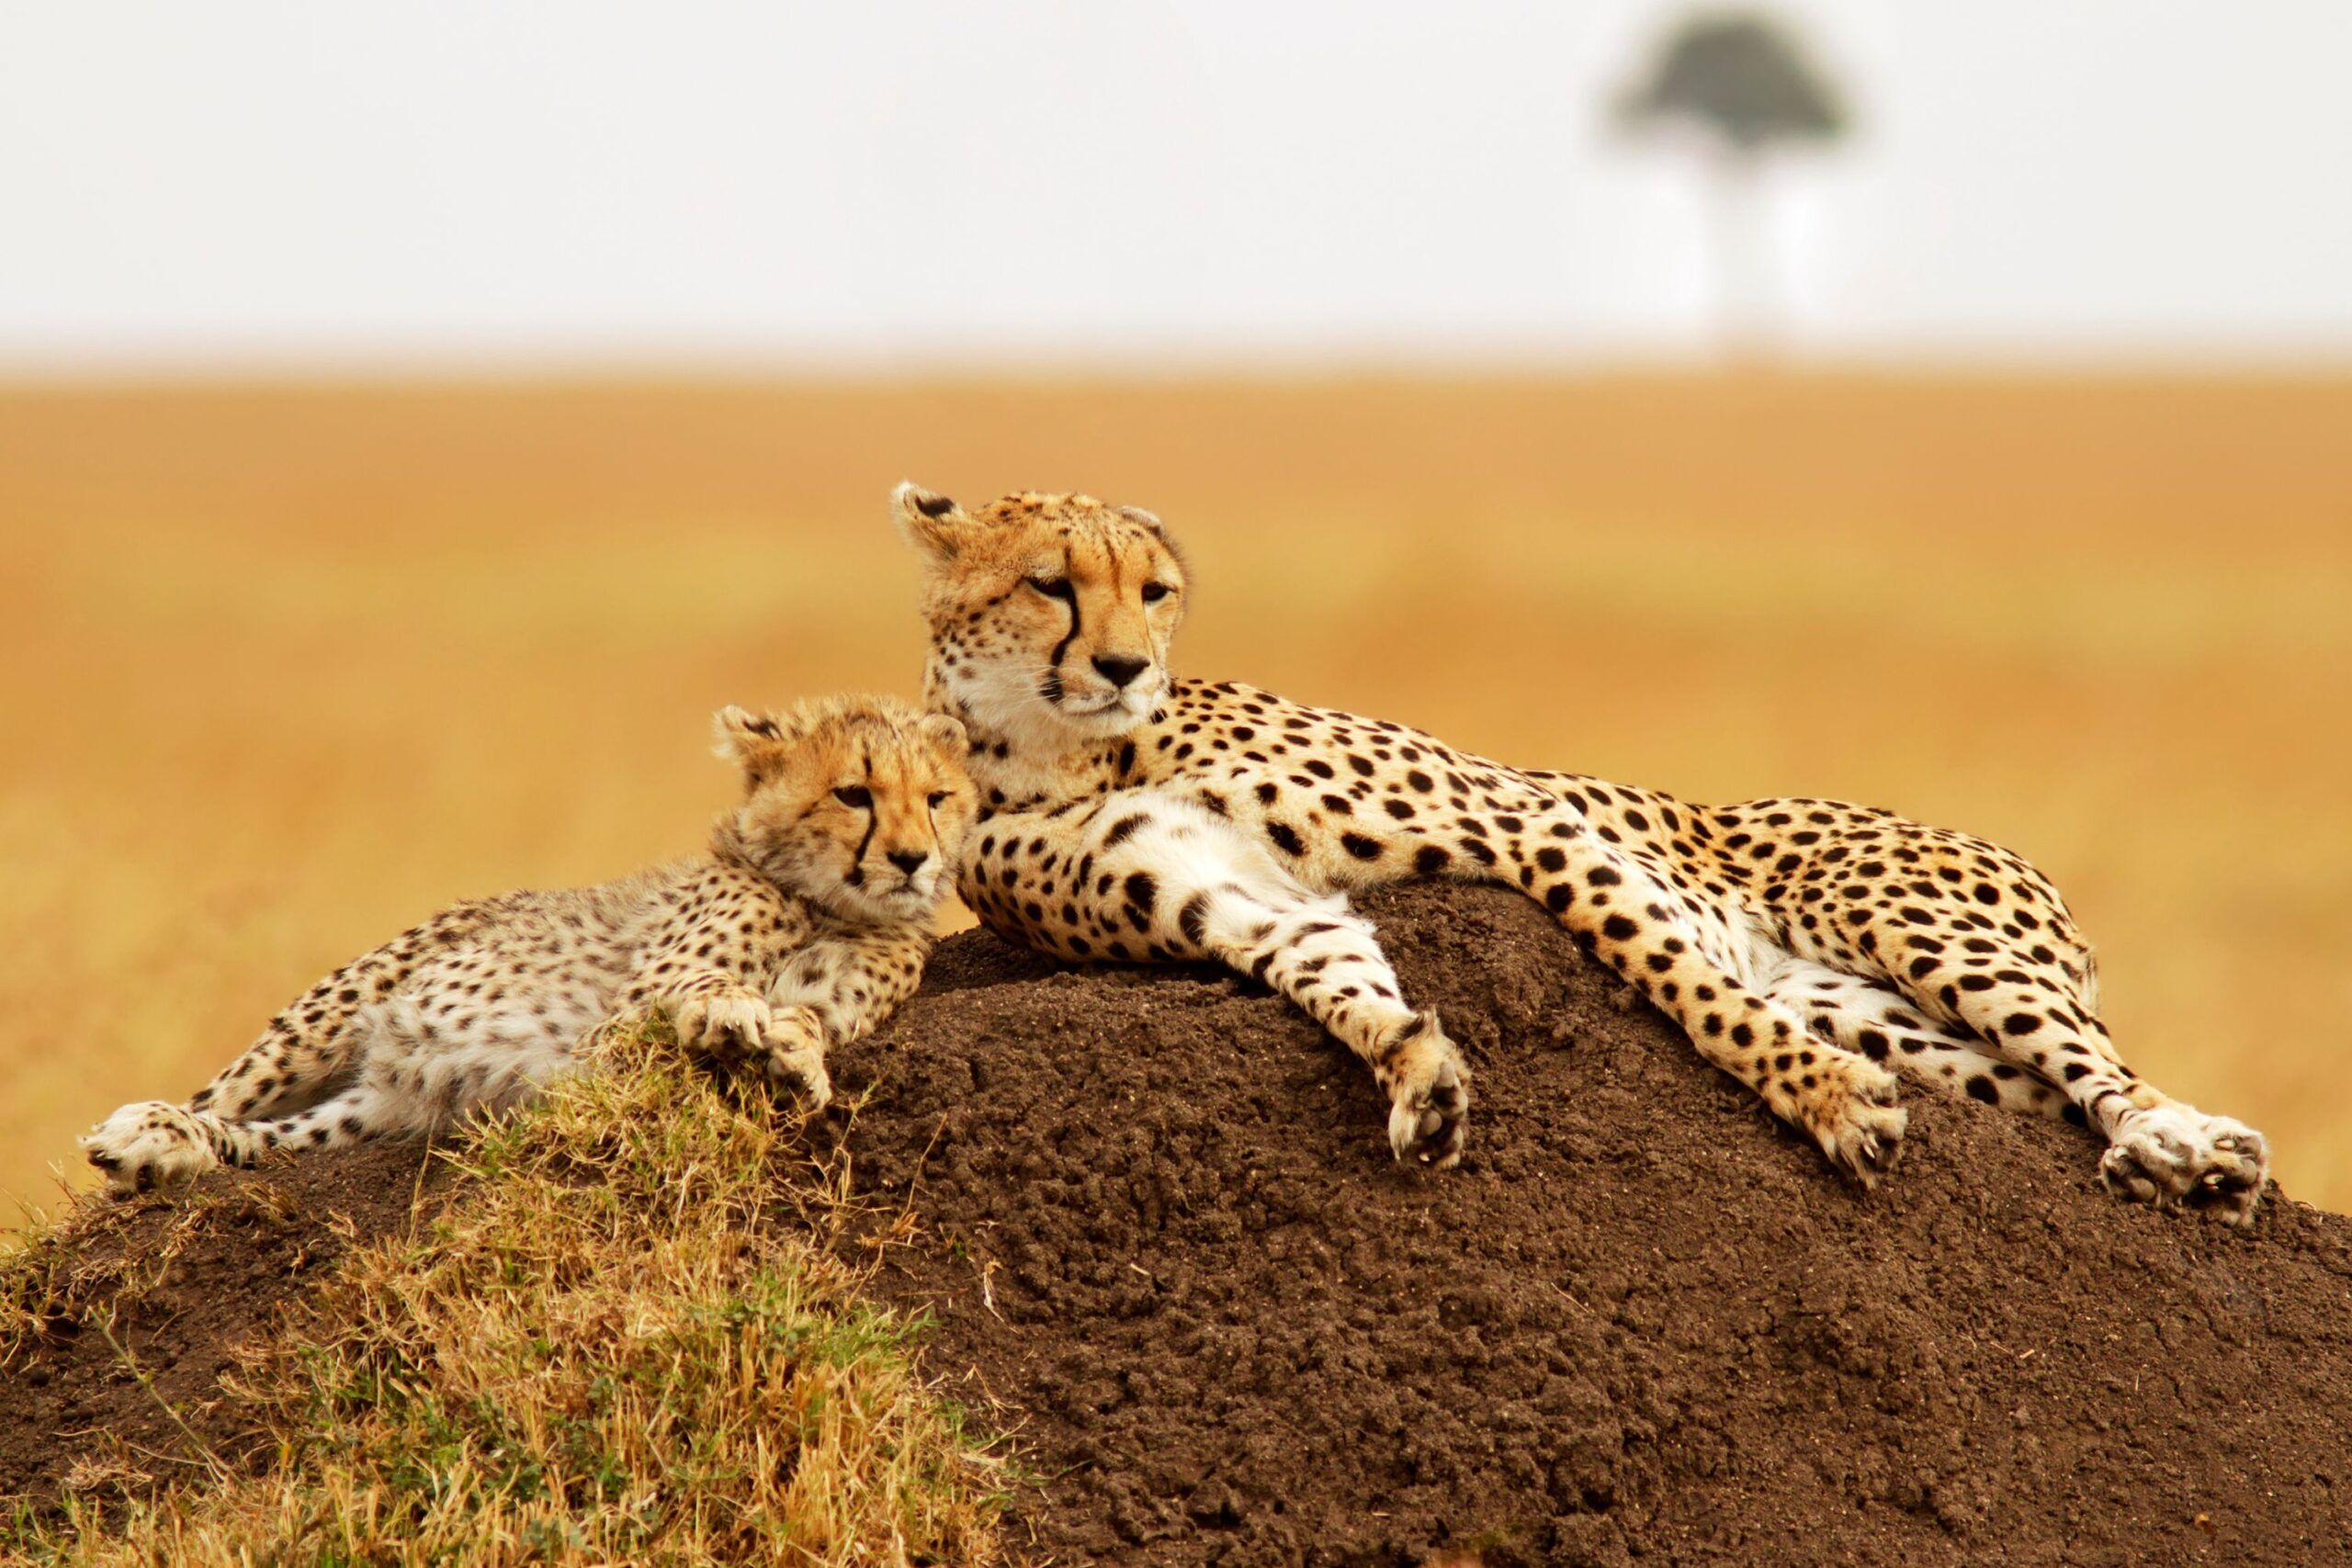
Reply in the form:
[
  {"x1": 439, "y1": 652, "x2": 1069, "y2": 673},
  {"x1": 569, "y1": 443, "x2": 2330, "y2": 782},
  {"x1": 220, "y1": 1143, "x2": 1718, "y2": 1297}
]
[{"x1": 1615, "y1": 11, "x2": 1851, "y2": 357}]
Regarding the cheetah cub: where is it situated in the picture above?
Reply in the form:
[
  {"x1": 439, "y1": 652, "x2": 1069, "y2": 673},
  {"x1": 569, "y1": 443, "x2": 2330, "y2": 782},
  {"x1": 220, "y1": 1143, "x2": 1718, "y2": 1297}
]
[{"x1": 82, "y1": 696, "x2": 974, "y2": 1194}]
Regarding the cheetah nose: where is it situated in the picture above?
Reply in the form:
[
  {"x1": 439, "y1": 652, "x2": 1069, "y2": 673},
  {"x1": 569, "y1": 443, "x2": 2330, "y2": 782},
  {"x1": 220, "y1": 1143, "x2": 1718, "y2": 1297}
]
[
  {"x1": 887, "y1": 849, "x2": 930, "y2": 876},
  {"x1": 1092, "y1": 654, "x2": 1149, "y2": 688}
]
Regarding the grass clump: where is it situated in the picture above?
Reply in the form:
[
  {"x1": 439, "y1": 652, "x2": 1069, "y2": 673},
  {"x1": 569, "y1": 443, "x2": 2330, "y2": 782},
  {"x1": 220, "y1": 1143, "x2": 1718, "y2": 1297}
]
[{"x1": 4, "y1": 1020, "x2": 1010, "y2": 1566}]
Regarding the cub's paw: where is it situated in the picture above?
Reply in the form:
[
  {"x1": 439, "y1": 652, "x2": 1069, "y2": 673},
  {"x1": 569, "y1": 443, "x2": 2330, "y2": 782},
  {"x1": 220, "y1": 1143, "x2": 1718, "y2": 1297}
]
[
  {"x1": 1380, "y1": 1010, "x2": 1470, "y2": 1169},
  {"x1": 672, "y1": 993, "x2": 773, "y2": 1065},
  {"x1": 761, "y1": 1010, "x2": 833, "y2": 1113},
  {"x1": 2099, "y1": 1104, "x2": 2270, "y2": 1227},
  {"x1": 80, "y1": 1101, "x2": 220, "y2": 1195},
  {"x1": 763, "y1": 1043, "x2": 834, "y2": 1113},
  {"x1": 1793, "y1": 1056, "x2": 1907, "y2": 1188}
]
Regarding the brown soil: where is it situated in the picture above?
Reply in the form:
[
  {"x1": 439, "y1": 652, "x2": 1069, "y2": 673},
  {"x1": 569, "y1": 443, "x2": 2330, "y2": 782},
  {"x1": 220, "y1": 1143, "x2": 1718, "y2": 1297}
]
[
  {"x1": 6, "y1": 883, "x2": 2349, "y2": 1566},
  {"x1": 0, "y1": 1140, "x2": 449, "y2": 1509},
  {"x1": 834, "y1": 884, "x2": 2352, "y2": 1568}
]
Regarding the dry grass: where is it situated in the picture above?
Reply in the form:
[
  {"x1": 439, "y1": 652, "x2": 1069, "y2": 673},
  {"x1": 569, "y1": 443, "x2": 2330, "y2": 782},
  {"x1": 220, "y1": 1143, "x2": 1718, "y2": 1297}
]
[
  {"x1": 1, "y1": 372, "x2": 2347, "y2": 1214},
  {"x1": 3, "y1": 1020, "x2": 1010, "y2": 1564}
]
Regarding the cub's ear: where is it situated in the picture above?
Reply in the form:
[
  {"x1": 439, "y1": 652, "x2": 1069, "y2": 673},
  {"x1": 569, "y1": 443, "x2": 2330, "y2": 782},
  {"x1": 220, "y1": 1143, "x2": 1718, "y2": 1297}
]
[
  {"x1": 713, "y1": 705, "x2": 794, "y2": 782},
  {"x1": 916, "y1": 713, "x2": 968, "y2": 756},
  {"x1": 891, "y1": 480, "x2": 976, "y2": 562}
]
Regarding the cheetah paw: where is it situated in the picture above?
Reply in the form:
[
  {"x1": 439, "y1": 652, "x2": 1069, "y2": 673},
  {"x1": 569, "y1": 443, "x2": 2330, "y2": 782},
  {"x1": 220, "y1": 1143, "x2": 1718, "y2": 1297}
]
[
  {"x1": 80, "y1": 1101, "x2": 220, "y2": 1195},
  {"x1": 672, "y1": 993, "x2": 773, "y2": 1065},
  {"x1": 1381, "y1": 1010, "x2": 1470, "y2": 1170},
  {"x1": 752, "y1": 1010, "x2": 833, "y2": 1112},
  {"x1": 1797, "y1": 1058, "x2": 1907, "y2": 1188},
  {"x1": 2099, "y1": 1104, "x2": 2269, "y2": 1226},
  {"x1": 763, "y1": 1043, "x2": 834, "y2": 1113}
]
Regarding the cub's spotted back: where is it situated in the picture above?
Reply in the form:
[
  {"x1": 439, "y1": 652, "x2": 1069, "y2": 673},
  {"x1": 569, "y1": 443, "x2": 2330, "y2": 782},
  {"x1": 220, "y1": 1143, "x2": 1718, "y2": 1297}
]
[{"x1": 82, "y1": 694, "x2": 974, "y2": 1194}]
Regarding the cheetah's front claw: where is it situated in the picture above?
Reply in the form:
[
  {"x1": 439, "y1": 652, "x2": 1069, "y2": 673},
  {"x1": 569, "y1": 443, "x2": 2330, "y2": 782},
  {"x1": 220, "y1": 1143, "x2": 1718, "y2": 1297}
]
[
  {"x1": 1381, "y1": 1009, "x2": 1469, "y2": 1169},
  {"x1": 2099, "y1": 1105, "x2": 2269, "y2": 1227},
  {"x1": 756, "y1": 1011, "x2": 833, "y2": 1113},
  {"x1": 1797, "y1": 1058, "x2": 1907, "y2": 1188},
  {"x1": 763, "y1": 1045, "x2": 834, "y2": 1113},
  {"x1": 672, "y1": 993, "x2": 773, "y2": 1065},
  {"x1": 80, "y1": 1101, "x2": 220, "y2": 1195}
]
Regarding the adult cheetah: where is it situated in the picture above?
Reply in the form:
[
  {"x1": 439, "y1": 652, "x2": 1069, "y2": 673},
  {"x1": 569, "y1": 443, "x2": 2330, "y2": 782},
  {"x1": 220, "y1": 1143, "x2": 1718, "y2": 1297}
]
[
  {"x1": 83, "y1": 695, "x2": 975, "y2": 1192},
  {"x1": 891, "y1": 482, "x2": 2269, "y2": 1223}
]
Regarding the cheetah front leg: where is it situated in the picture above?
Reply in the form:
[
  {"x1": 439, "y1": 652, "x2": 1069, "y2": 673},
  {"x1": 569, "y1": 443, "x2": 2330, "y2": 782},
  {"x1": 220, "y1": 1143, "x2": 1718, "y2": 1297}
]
[
  {"x1": 640, "y1": 965, "x2": 801, "y2": 1092},
  {"x1": 967, "y1": 795, "x2": 1468, "y2": 1167},
  {"x1": 1500, "y1": 814, "x2": 1907, "y2": 1184},
  {"x1": 755, "y1": 923, "x2": 938, "y2": 1111}
]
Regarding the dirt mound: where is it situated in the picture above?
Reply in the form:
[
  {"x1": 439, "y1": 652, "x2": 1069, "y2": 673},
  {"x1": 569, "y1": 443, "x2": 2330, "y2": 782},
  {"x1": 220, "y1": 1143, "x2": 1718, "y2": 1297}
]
[
  {"x1": 834, "y1": 884, "x2": 2352, "y2": 1567},
  {"x1": 6, "y1": 885, "x2": 2348, "y2": 1564},
  {"x1": 0, "y1": 1141, "x2": 448, "y2": 1506}
]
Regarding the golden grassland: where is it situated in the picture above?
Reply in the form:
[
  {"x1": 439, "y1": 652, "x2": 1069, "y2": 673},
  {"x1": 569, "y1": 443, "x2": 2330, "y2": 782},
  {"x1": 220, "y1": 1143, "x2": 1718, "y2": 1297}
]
[
  {"x1": 0, "y1": 1021, "x2": 1008, "y2": 1563},
  {"x1": 1, "y1": 372, "x2": 2347, "y2": 1222}
]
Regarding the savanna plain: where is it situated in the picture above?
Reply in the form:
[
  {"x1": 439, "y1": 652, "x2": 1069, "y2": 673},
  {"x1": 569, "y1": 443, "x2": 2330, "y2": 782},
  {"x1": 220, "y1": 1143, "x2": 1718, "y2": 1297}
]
[{"x1": 2, "y1": 373, "x2": 2347, "y2": 1227}]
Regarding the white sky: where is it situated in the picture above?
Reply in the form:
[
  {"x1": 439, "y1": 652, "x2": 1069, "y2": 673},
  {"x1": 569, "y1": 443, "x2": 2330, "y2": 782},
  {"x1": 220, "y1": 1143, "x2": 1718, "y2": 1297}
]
[{"x1": 3, "y1": 1, "x2": 2349, "y2": 370}]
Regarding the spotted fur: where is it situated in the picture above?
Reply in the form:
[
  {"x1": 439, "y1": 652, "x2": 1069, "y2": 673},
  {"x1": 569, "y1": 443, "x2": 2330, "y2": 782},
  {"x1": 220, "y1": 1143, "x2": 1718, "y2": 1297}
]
[
  {"x1": 81, "y1": 695, "x2": 975, "y2": 1194},
  {"x1": 893, "y1": 483, "x2": 2270, "y2": 1221}
]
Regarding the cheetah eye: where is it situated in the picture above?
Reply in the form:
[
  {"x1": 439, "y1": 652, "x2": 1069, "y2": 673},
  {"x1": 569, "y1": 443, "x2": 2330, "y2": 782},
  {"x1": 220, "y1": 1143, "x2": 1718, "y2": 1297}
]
[
  {"x1": 1139, "y1": 581, "x2": 1173, "y2": 604},
  {"x1": 1025, "y1": 575, "x2": 1074, "y2": 601},
  {"x1": 833, "y1": 785, "x2": 872, "y2": 808},
  {"x1": 926, "y1": 791, "x2": 949, "y2": 807}
]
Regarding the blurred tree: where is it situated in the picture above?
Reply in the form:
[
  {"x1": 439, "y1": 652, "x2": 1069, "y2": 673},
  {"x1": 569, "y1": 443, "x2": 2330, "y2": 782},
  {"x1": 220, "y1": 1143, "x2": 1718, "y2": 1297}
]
[{"x1": 1615, "y1": 11, "x2": 1852, "y2": 358}]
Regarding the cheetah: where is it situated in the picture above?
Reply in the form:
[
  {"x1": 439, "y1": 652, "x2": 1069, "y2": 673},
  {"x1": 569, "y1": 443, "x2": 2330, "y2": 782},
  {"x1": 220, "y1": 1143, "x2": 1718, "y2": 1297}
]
[
  {"x1": 889, "y1": 482, "x2": 2271, "y2": 1224},
  {"x1": 82, "y1": 695, "x2": 975, "y2": 1193}
]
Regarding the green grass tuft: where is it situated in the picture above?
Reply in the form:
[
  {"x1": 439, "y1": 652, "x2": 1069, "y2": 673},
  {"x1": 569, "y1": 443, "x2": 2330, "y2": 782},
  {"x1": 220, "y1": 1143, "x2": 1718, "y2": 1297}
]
[{"x1": 3, "y1": 1020, "x2": 1011, "y2": 1566}]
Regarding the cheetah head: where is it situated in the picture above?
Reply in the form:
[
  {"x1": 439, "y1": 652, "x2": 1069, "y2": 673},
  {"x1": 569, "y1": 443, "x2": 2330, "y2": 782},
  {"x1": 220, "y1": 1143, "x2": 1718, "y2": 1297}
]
[
  {"x1": 711, "y1": 694, "x2": 976, "y2": 925},
  {"x1": 892, "y1": 483, "x2": 1187, "y2": 746}
]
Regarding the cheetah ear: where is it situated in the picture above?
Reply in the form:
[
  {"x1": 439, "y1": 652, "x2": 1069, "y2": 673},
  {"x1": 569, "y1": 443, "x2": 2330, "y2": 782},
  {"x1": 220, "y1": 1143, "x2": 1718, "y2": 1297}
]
[
  {"x1": 713, "y1": 705, "x2": 795, "y2": 781},
  {"x1": 891, "y1": 480, "x2": 977, "y2": 563},
  {"x1": 917, "y1": 713, "x2": 968, "y2": 756}
]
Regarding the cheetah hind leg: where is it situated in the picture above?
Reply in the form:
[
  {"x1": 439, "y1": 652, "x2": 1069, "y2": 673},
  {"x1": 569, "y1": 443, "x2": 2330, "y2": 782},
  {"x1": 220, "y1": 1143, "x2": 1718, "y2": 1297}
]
[
  {"x1": 81, "y1": 1101, "x2": 237, "y2": 1193},
  {"x1": 1761, "y1": 959, "x2": 2073, "y2": 1121}
]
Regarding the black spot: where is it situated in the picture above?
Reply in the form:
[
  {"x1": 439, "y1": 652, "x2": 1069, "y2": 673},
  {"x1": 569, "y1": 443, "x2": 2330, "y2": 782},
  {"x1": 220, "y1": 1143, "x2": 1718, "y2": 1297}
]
[
  {"x1": 1340, "y1": 833, "x2": 1384, "y2": 860},
  {"x1": 1600, "y1": 914, "x2": 1637, "y2": 941},
  {"x1": 2004, "y1": 1012, "x2": 2043, "y2": 1035},
  {"x1": 1124, "y1": 872, "x2": 1159, "y2": 913},
  {"x1": 1102, "y1": 814, "x2": 1150, "y2": 848},
  {"x1": 1965, "y1": 1076, "x2": 2000, "y2": 1105},
  {"x1": 1535, "y1": 847, "x2": 1567, "y2": 874},
  {"x1": 1266, "y1": 822, "x2": 1306, "y2": 856},
  {"x1": 1177, "y1": 893, "x2": 1210, "y2": 946},
  {"x1": 1414, "y1": 845, "x2": 1451, "y2": 876}
]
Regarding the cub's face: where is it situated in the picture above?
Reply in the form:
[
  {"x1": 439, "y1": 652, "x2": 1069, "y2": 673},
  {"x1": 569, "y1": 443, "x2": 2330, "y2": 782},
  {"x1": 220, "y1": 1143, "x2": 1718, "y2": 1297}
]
[
  {"x1": 891, "y1": 484, "x2": 1187, "y2": 746},
  {"x1": 714, "y1": 696, "x2": 976, "y2": 924}
]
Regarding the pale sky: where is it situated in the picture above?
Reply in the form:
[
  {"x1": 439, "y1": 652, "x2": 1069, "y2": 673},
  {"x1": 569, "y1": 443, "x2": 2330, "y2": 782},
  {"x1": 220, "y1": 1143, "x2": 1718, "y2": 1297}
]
[{"x1": 3, "y1": 0, "x2": 2349, "y2": 370}]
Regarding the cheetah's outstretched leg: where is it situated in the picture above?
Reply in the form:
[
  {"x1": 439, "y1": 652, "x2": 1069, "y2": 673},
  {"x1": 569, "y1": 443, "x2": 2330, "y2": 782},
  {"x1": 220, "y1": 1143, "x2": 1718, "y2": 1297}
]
[
  {"x1": 81, "y1": 1101, "x2": 247, "y2": 1192},
  {"x1": 1501, "y1": 811, "x2": 1907, "y2": 1184},
  {"x1": 187, "y1": 897, "x2": 510, "y2": 1120},
  {"x1": 972, "y1": 795, "x2": 1468, "y2": 1167},
  {"x1": 1758, "y1": 956, "x2": 2068, "y2": 1119},
  {"x1": 1890, "y1": 950, "x2": 2268, "y2": 1224}
]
